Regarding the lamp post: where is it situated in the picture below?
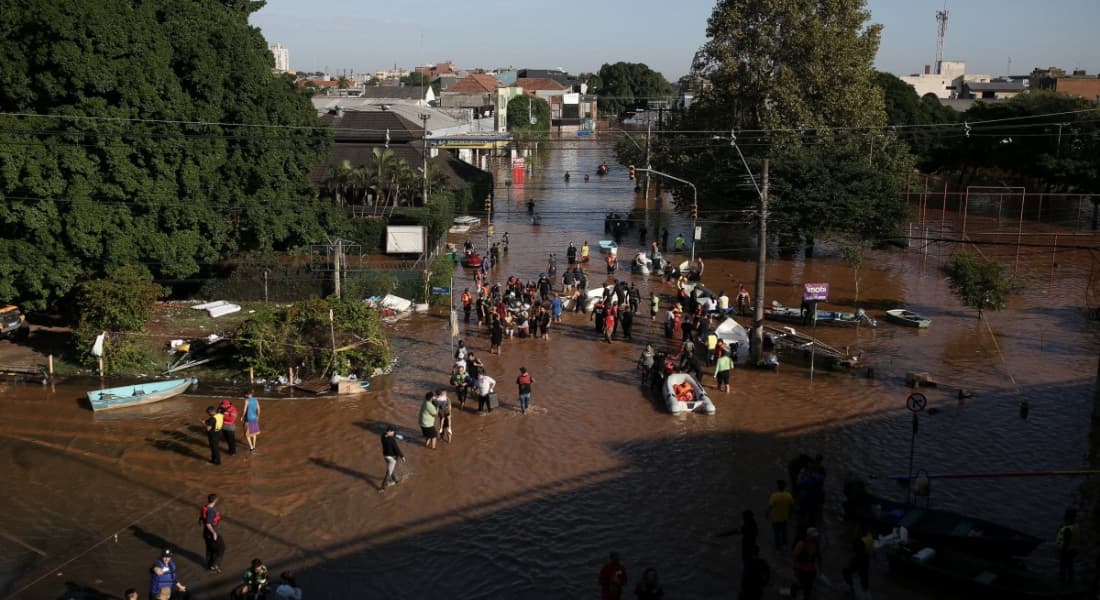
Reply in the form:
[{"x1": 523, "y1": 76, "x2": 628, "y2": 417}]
[{"x1": 635, "y1": 168, "x2": 698, "y2": 261}]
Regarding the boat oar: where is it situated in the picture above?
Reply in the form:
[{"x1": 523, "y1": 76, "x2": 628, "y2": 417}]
[{"x1": 879, "y1": 469, "x2": 1100, "y2": 482}]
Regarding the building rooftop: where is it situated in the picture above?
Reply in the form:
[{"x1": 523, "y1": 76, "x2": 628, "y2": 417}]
[
  {"x1": 515, "y1": 77, "x2": 568, "y2": 91},
  {"x1": 446, "y1": 73, "x2": 500, "y2": 94},
  {"x1": 967, "y1": 81, "x2": 1027, "y2": 92},
  {"x1": 357, "y1": 86, "x2": 428, "y2": 100}
]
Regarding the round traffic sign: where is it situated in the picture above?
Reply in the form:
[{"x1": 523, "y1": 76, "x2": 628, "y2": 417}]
[{"x1": 906, "y1": 393, "x2": 927, "y2": 413}]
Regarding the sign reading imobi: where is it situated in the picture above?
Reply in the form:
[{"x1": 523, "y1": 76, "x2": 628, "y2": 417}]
[{"x1": 803, "y1": 282, "x2": 829, "y2": 301}]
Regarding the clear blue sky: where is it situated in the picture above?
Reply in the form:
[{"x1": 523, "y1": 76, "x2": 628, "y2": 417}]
[{"x1": 250, "y1": 0, "x2": 1099, "y2": 80}]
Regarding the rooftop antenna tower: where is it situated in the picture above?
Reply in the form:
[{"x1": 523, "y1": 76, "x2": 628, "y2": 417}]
[{"x1": 935, "y1": 5, "x2": 949, "y2": 74}]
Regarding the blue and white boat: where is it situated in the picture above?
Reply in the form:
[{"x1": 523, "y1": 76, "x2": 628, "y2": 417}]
[{"x1": 87, "y1": 377, "x2": 197, "y2": 411}]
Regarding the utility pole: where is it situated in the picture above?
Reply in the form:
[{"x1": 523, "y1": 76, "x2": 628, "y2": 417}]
[
  {"x1": 750, "y1": 159, "x2": 769, "y2": 364},
  {"x1": 333, "y1": 238, "x2": 342, "y2": 300},
  {"x1": 643, "y1": 123, "x2": 652, "y2": 215},
  {"x1": 419, "y1": 113, "x2": 430, "y2": 205}
]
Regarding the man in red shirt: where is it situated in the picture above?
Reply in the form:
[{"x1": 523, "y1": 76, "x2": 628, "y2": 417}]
[
  {"x1": 219, "y1": 399, "x2": 239, "y2": 456},
  {"x1": 598, "y1": 552, "x2": 627, "y2": 600}
]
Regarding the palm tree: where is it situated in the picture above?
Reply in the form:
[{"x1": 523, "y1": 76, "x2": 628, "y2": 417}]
[
  {"x1": 368, "y1": 148, "x2": 397, "y2": 216},
  {"x1": 324, "y1": 160, "x2": 355, "y2": 207},
  {"x1": 386, "y1": 159, "x2": 418, "y2": 215}
]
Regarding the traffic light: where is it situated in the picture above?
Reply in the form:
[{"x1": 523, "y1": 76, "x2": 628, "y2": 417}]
[
  {"x1": 484, "y1": 196, "x2": 492, "y2": 213},
  {"x1": 628, "y1": 165, "x2": 636, "y2": 180},
  {"x1": 691, "y1": 204, "x2": 698, "y2": 220}
]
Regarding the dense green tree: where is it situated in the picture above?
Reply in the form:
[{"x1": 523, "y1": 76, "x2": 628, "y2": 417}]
[
  {"x1": 872, "y1": 71, "x2": 958, "y2": 167},
  {"x1": 401, "y1": 72, "x2": 430, "y2": 88},
  {"x1": 0, "y1": 0, "x2": 331, "y2": 311},
  {"x1": 593, "y1": 62, "x2": 674, "y2": 118},
  {"x1": 633, "y1": 0, "x2": 913, "y2": 250},
  {"x1": 937, "y1": 92, "x2": 1099, "y2": 192},
  {"x1": 693, "y1": 0, "x2": 886, "y2": 131},
  {"x1": 506, "y1": 95, "x2": 551, "y2": 142},
  {"x1": 73, "y1": 265, "x2": 165, "y2": 373},
  {"x1": 236, "y1": 297, "x2": 390, "y2": 378},
  {"x1": 944, "y1": 252, "x2": 1011, "y2": 318},
  {"x1": 579, "y1": 72, "x2": 602, "y2": 93}
]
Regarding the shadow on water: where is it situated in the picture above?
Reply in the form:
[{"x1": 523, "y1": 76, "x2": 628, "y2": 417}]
[
  {"x1": 310, "y1": 457, "x2": 379, "y2": 489},
  {"x1": 54, "y1": 581, "x2": 123, "y2": 600},
  {"x1": 156, "y1": 387, "x2": 1090, "y2": 600},
  {"x1": 146, "y1": 427, "x2": 206, "y2": 455},
  {"x1": 128, "y1": 525, "x2": 205, "y2": 568},
  {"x1": 354, "y1": 419, "x2": 422, "y2": 441}
]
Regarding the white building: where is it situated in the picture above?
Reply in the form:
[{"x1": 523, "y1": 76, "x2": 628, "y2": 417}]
[
  {"x1": 270, "y1": 42, "x2": 290, "y2": 72},
  {"x1": 899, "y1": 60, "x2": 967, "y2": 99}
]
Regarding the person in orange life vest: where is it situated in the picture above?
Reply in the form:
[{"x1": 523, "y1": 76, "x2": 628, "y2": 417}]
[
  {"x1": 674, "y1": 381, "x2": 694, "y2": 402},
  {"x1": 219, "y1": 398, "x2": 238, "y2": 456},
  {"x1": 201, "y1": 493, "x2": 225, "y2": 572},
  {"x1": 461, "y1": 288, "x2": 474, "y2": 322}
]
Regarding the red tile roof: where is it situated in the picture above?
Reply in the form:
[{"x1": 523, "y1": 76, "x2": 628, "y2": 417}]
[
  {"x1": 515, "y1": 77, "x2": 567, "y2": 91},
  {"x1": 446, "y1": 73, "x2": 500, "y2": 94}
]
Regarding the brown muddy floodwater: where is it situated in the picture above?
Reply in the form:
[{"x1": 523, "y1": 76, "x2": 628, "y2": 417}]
[{"x1": 1, "y1": 139, "x2": 1097, "y2": 599}]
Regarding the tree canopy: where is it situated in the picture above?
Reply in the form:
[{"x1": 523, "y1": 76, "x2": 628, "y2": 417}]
[
  {"x1": 694, "y1": 0, "x2": 886, "y2": 131},
  {"x1": 592, "y1": 62, "x2": 674, "y2": 118},
  {"x1": 0, "y1": 0, "x2": 331, "y2": 311},
  {"x1": 933, "y1": 92, "x2": 1099, "y2": 192},
  {"x1": 506, "y1": 95, "x2": 551, "y2": 142},
  {"x1": 630, "y1": 0, "x2": 913, "y2": 250},
  {"x1": 944, "y1": 252, "x2": 1011, "y2": 318}
]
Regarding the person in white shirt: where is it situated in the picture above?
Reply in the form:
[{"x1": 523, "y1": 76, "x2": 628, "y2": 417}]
[
  {"x1": 476, "y1": 374, "x2": 497, "y2": 413},
  {"x1": 704, "y1": 296, "x2": 718, "y2": 315},
  {"x1": 718, "y1": 291, "x2": 730, "y2": 314}
]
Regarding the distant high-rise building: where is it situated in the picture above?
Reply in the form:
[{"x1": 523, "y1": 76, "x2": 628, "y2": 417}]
[{"x1": 270, "y1": 42, "x2": 290, "y2": 72}]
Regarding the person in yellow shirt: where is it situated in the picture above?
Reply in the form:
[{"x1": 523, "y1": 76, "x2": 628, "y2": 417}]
[
  {"x1": 580, "y1": 241, "x2": 590, "y2": 263},
  {"x1": 768, "y1": 480, "x2": 795, "y2": 550}
]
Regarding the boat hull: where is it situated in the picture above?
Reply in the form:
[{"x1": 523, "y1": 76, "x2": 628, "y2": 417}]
[
  {"x1": 885, "y1": 309, "x2": 931, "y2": 328},
  {"x1": 886, "y1": 545, "x2": 1084, "y2": 599},
  {"x1": 88, "y1": 377, "x2": 197, "y2": 411},
  {"x1": 870, "y1": 496, "x2": 1040, "y2": 559}
]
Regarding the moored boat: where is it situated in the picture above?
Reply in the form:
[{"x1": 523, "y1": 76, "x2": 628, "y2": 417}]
[
  {"x1": 763, "y1": 325, "x2": 859, "y2": 369},
  {"x1": 885, "y1": 308, "x2": 932, "y2": 328},
  {"x1": 764, "y1": 302, "x2": 806, "y2": 324},
  {"x1": 868, "y1": 495, "x2": 1041, "y2": 559},
  {"x1": 87, "y1": 377, "x2": 197, "y2": 411},
  {"x1": 598, "y1": 240, "x2": 618, "y2": 255},
  {"x1": 453, "y1": 215, "x2": 481, "y2": 226},
  {"x1": 663, "y1": 373, "x2": 715, "y2": 415},
  {"x1": 886, "y1": 544, "x2": 1084, "y2": 599},
  {"x1": 766, "y1": 302, "x2": 875, "y2": 327},
  {"x1": 816, "y1": 308, "x2": 876, "y2": 327}
]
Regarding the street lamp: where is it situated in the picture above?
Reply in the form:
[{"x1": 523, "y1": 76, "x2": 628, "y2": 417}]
[{"x1": 635, "y1": 168, "x2": 698, "y2": 261}]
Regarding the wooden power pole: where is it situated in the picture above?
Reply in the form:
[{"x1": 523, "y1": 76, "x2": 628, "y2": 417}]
[{"x1": 750, "y1": 159, "x2": 769, "y2": 364}]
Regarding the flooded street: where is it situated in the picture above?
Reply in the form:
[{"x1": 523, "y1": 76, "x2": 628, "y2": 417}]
[{"x1": 1, "y1": 138, "x2": 1097, "y2": 599}]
